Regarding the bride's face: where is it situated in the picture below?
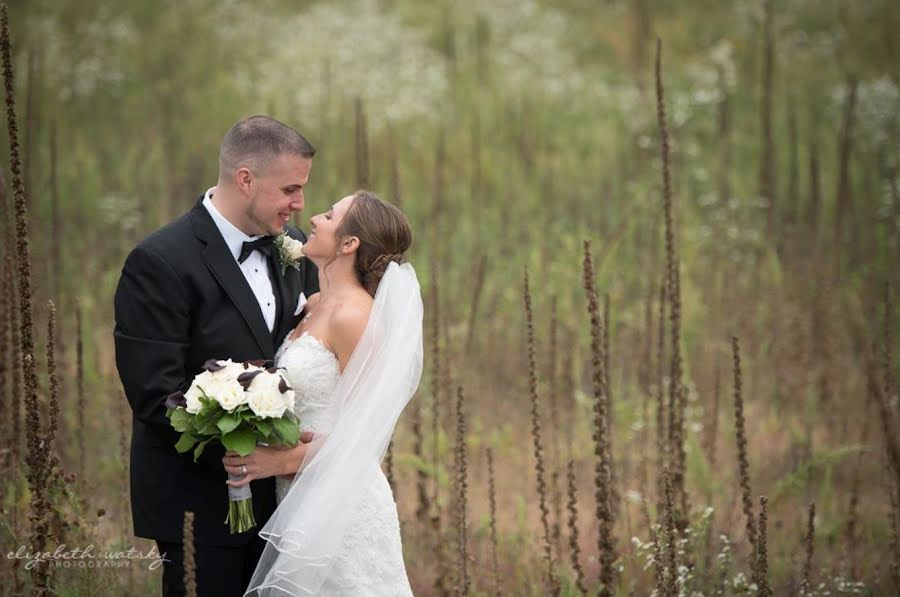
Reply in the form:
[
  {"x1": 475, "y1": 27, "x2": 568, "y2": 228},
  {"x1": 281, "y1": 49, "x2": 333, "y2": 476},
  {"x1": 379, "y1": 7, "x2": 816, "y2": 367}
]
[{"x1": 305, "y1": 194, "x2": 355, "y2": 261}]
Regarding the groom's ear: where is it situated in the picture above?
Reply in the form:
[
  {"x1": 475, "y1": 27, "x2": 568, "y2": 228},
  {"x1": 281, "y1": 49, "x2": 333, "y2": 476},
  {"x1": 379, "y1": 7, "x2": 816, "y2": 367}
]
[{"x1": 235, "y1": 167, "x2": 254, "y2": 196}]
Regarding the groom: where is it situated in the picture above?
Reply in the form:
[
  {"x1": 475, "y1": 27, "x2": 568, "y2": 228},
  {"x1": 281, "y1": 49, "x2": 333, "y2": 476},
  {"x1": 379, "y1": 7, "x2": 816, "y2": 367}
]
[{"x1": 114, "y1": 116, "x2": 319, "y2": 596}]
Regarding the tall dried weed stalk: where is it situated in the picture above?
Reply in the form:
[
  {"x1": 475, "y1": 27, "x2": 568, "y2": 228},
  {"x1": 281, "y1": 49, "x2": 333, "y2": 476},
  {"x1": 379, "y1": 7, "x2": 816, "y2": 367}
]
[
  {"x1": 548, "y1": 297, "x2": 562, "y2": 549},
  {"x1": 656, "y1": 279, "x2": 667, "y2": 515},
  {"x1": 523, "y1": 270, "x2": 555, "y2": 591},
  {"x1": 429, "y1": 265, "x2": 449, "y2": 595},
  {"x1": 3, "y1": 4, "x2": 49, "y2": 593},
  {"x1": 45, "y1": 301, "x2": 61, "y2": 490},
  {"x1": 6, "y1": 221, "x2": 21, "y2": 530},
  {"x1": 655, "y1": 38, "x2": 688, "y2": 523},
  {"x1": 603, "y1": 293, "x2": 618, "y2": 522},
  {"x1": 801, "y1": 502, "x2": 815, "y2": 595},
  {"x1": 582, "y1": 241, "x2": 616, "y2": 596},
  {"x1": 566, "y1": 459, "x2": 587, "y2": 596},
  {"x1": 662, "y1": 466, "x2": 678, "y2": 597},
  {"x1": 487, "y1": 448, "x2": 500, "y2": 597},
  {"x1": 756, "y1": 496, "x2": 771, "y2": 596},
  {"x1": 731, "y1": 336, "x2": 758, "y2": 568},
  {"x1": 454, "y1": 386, "x2": 469, "y2": 597},
  {"x1": 183, "y1": 511, "x2": 197, "y2": 597},
  {"x1": 0, "y1": 181, "x2": 9, "y2": 473}
]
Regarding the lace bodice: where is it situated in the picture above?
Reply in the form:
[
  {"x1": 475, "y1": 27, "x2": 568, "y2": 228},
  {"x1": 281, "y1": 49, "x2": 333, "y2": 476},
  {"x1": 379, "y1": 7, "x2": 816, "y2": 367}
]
[{"x1": 275, "y1": 332, "x2": 341, "y2": 434}]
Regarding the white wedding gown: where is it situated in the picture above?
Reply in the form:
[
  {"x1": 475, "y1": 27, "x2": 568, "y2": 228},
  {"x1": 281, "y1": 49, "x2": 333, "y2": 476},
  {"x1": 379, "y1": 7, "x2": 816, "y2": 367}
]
[{"x1": 273, "y1": 332, "x2": 414, "y2": 596}]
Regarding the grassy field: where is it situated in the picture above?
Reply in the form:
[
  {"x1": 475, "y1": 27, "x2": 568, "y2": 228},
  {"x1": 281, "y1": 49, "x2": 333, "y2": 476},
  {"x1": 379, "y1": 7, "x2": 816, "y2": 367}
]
[{"x1": 1, "y1": 0, "x2": 899, "y2": 594}]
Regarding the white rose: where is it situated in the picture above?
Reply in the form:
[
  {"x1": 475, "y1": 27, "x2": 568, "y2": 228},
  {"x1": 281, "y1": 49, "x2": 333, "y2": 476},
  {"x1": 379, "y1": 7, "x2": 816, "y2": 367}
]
[
  {"x1": 283, "y1": 236, "x2": 305, "y2": 261},
  {"x1": 282, "y1": 388, "x2": 296, "y2": 412},
  {"x1": 184, "y1": 370, "x2": 214, "y2": 414},
  {"x1": 217, "y1": 359, "x2": 249, "y2": 380},
  {"x1": 201, "y1": 375, "x2": 247, "y2": 412},
  {"x1": 246, "y1": 371, "x2": 290, "y2": 418}
]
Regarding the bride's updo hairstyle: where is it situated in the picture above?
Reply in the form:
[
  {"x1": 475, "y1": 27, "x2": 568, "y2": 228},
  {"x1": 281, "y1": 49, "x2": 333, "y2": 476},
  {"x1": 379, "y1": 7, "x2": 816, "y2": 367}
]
[{"x1": 335, "y1": 190, "x2": 412, "y2": 297}]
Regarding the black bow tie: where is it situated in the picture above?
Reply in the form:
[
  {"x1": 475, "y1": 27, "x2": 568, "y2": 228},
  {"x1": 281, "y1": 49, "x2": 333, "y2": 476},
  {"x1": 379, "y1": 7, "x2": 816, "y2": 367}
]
[{"x1": 238, "y1": 236, "x2": 276, "y2": 263}]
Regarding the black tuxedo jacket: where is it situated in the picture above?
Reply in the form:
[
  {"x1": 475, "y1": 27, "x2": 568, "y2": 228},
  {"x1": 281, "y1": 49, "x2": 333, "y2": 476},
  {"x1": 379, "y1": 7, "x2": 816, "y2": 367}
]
[{"x1": 114, "y1": 197, "x2": 318, "y2": 546}]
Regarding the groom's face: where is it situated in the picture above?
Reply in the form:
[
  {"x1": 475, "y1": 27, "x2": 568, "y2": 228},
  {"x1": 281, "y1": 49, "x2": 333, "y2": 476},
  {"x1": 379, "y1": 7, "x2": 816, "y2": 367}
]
[{"x1": 244, "y1": 154, "x2": 312, "y2": 236}]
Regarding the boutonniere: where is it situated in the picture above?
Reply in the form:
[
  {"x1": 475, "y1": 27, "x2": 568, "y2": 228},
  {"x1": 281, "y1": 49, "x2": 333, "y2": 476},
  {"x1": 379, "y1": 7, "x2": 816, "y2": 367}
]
[{"x1": 274, "y1": 232, "x2": 305, "y2": 275}]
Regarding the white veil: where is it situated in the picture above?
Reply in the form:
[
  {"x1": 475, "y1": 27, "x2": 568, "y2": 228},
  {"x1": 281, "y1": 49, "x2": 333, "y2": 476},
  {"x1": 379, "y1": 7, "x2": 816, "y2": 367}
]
[{"x1": 245, "y1": 261, "x2": 423, "y2": 596}]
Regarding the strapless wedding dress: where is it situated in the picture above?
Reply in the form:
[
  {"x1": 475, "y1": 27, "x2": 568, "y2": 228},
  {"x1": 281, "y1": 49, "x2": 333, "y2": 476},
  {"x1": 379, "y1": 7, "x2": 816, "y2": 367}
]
[{"x1": 273, "y1": 333, "x2": 413, "y2": 596}]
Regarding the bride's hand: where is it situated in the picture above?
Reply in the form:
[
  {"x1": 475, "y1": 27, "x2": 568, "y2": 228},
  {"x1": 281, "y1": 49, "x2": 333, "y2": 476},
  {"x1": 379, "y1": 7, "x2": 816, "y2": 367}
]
[{"x1": 223, "y1": 432, "x2": 315, "y2": 487}]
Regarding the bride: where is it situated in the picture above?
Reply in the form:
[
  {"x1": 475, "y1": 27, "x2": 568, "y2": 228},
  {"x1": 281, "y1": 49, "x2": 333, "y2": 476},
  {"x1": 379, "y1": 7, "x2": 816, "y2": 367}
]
[{"x1": 222, "y1": 190, "x2": 422, "y2": 595}]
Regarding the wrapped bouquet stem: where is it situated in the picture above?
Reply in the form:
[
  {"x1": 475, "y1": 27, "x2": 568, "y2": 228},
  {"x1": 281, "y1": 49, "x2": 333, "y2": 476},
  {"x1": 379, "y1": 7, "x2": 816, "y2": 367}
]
[
  {"x1": 166, "y1": 358, "x2": 300, "y2": 534},
  {"x1": 225, "y1": 476, "x2": 255, "y2": 532}
]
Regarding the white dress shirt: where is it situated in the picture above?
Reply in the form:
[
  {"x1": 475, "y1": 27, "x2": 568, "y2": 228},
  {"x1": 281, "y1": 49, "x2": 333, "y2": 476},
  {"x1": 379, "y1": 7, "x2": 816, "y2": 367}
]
[{"x1": 202, "y1": 187, "x2": 277, "y2": 332}]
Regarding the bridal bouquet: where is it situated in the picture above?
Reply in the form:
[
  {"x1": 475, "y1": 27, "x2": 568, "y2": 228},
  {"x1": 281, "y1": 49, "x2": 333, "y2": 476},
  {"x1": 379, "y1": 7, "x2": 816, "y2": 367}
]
[{"x1": 165, "y1": 359, "x2": 300, "y2": 533}]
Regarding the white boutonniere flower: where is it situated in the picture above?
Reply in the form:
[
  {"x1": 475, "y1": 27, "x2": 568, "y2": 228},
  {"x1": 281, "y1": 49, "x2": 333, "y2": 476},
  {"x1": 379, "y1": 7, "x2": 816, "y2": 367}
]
[{"x1": 274, "y1": 232, "x2": 305, "y2": 275}]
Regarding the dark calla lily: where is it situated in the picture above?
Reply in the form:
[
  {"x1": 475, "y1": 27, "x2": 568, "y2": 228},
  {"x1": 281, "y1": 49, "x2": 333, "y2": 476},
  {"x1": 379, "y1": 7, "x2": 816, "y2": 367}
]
[
  {"x1": 165, "y1": 391, "x2": 187, "y2": 409},
  {"x1": 237, "y1": 370, "x2": 264, "y2": 389},
  {"x1": 203, "y1": 359, "x2": 225, "y2": 372},
  {"x1": 246, "y1": 359, "x2": 273, "y2": 369},
  {"x1": 278, "y1": 377, "x2": 292, "y2": 394}
]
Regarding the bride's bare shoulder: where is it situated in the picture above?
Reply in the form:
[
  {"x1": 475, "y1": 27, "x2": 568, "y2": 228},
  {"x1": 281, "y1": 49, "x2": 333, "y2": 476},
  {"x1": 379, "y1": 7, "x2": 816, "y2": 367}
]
[{"x1": 328, "y1": 293, "x2": 373, "y2": 368}]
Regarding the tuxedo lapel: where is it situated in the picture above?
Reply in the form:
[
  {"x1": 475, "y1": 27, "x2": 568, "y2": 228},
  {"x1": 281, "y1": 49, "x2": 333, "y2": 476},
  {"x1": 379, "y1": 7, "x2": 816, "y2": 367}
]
[
  {"x1": 189, "y1": 200, "x2": 275, "y2": 356},
  {"x1": 269, "y1": 251, "x2": 301, "y2": 345}
]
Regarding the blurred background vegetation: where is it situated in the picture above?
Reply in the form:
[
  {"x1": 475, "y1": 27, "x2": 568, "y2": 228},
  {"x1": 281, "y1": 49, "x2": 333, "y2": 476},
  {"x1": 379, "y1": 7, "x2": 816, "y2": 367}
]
[{"x1": 1, "y1": 0, "x2": 899, "y2": 594}]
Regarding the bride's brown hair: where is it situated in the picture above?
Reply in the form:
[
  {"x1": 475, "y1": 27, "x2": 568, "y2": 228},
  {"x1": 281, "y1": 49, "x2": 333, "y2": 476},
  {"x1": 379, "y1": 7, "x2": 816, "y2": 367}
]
[{"x1": 334, "y1": 190, "x2": 412, "y2": 297}]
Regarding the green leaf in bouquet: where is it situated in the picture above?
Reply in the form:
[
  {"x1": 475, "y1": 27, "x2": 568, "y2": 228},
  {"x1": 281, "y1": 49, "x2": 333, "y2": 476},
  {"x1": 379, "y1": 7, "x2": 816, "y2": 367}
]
[
  {"x1": 197, "y1": 419, "x2": 220, "y2": 436},
  {"x1": 255, "y1": 420, "x2": 273, "y2": 438},
  {"x1": 271, "y1": 416, "x2": 300, "y2": 446},
  {"x1": 217, "y1": 412, "x2": 241, "y2": 435},
  {"x1": 195, "y1": 410, "x2": 224, "y2": 435},
  {"x1": 174, "y1": 432, "x2": 198, "y2": 454},
  {"x1": 170, "y1": 408, "x2": 193, "y2": 433},
  {"x1": 197, "y1": 393, "x2": 222, "y2": 417},
  {"x1": 193, "y1": 438, "x2": 213, "y2": 461},
  {"x1": 221, "y1": 428, "x2": 257, "y2": 456}
]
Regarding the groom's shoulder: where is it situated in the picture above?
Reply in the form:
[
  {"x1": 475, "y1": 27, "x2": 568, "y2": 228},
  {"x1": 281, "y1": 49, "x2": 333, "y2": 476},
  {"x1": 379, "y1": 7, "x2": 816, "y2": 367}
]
[
  {"x1": 129, "y1": 209, "x2": 197, "y2": 266},
  {"x1": 138, "y1": 212, "x2": 194, "y2": 250}
]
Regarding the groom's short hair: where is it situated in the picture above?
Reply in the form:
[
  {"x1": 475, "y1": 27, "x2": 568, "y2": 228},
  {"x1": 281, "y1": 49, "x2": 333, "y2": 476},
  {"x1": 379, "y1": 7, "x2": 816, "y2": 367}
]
[{"x1": 218, "y1": 115, "x2": 315, "y2": 176}]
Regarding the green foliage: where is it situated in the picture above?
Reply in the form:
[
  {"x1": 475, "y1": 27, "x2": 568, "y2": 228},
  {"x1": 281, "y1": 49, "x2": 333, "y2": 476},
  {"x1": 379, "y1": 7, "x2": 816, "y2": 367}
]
[
  {"x1": 771, "y1": 444, "x2": 862, "y2": 503},
  {"x1": 216, "y1": 412, "x2": 241, "y2": 435},
  {"x1": 220, "y1": 428, "x2": 258, "y2": 457},
  {"x1": 271, "y1": 415, "x2": 300, "y2": 446},
  {"x1": 166, "y1": 397, "x2": 301, "y2": 460}
]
